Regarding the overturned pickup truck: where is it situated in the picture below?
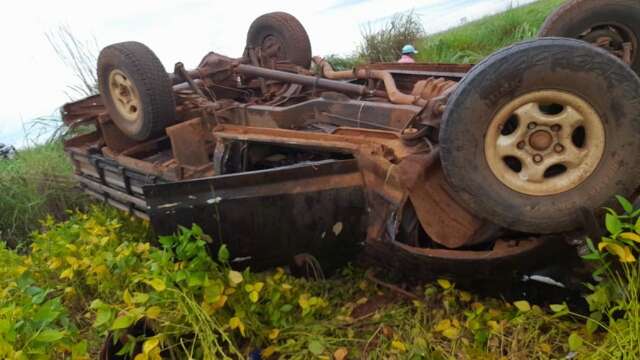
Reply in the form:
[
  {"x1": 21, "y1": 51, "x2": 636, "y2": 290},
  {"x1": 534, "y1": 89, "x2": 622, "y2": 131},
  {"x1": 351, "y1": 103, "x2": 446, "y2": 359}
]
[{"x1": 62, "y1": 11, "x2": 640, "y2": 276}]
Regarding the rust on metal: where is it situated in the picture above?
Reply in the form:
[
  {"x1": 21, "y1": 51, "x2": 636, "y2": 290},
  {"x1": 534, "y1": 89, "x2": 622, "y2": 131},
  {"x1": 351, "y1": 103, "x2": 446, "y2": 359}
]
[{"x1": 61, "y1": 14, "x2": 563, "y2": 275}]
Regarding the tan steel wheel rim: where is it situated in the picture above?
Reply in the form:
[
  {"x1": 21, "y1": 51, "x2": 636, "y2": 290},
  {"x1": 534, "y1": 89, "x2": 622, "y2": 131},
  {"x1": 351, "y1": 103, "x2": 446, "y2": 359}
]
[
  {"x1": 108, "y1": 69, "x2": 141, "y2": 122},
  {"x1": 484, "y1": 90, "x2": 605, "y2": 196}
]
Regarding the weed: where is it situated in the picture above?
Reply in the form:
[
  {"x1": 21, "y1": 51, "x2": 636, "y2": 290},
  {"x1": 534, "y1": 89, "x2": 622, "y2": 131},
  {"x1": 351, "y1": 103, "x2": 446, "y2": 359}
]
[
  {"x1": 577, "y1": 197, "x2": 640, "y2": 359},
  {"x1": 0, "y1": 206, "x2": 582, "y2": 358},
  {"x1": 0, "y1": 142, "x2": 86, "y2": 249}
]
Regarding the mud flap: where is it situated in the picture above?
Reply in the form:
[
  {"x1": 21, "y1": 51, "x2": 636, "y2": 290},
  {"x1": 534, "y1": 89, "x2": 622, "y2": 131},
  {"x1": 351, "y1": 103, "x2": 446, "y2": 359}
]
[{"x1": 143, "y1": 159, "x2": 367, "y2": 271}]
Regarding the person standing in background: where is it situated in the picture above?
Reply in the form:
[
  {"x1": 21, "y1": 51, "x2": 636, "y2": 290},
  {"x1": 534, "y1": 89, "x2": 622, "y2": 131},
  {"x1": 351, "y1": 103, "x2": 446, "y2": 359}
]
[{"x1": 398, "y1": 44, "x2": 418, "y2": 63}]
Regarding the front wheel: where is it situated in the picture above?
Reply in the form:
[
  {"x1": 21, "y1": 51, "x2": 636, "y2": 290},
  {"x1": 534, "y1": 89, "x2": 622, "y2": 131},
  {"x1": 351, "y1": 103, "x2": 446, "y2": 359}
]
[{"x1": 440, "y1": 38, "x2": 640, "y2": 234}]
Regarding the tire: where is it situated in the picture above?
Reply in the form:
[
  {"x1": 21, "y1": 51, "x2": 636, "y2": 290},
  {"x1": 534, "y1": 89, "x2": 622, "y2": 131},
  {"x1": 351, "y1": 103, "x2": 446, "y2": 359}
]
[
  {"x1": 98, "y1": 41, "x2": 175, "y2": 141},
  {"x1": 439, "y1": 38, "x2": 640, "y2": 234},
  {"x1": 538, "y1": 0, "x2": 640, "y2": 74},
  {"x1": 246, "y1": 12, "x2": 312, "y2": 68}
]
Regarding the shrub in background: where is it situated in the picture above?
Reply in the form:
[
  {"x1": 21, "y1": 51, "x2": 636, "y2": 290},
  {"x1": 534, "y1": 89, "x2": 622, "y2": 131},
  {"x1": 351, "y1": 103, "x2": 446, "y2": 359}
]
[{"x1": 358, "y1": 11, "x2": 425, "y2": 63}]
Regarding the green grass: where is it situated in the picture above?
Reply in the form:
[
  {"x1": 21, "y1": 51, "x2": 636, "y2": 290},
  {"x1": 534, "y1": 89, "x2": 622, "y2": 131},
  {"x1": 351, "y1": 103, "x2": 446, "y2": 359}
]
[
  {"x1": 331, "y1": 0, "x2": 565, "y2": 69},
  {"x1": 0, "y1": 142, "x2": 86, "y2": 248},
  {"x1": 416, "y1": 0, "x2": 566, "y2": 63}
]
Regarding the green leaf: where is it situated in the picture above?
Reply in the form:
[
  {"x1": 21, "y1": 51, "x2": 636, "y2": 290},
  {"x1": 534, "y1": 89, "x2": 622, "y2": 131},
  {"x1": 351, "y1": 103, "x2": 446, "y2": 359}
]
[
  {"x1": 308, "y1": 340, "x2": 325, "y2": 355},
  {"x1": 145, "y1": 278, "x2": 166, "y2": 292},
  {"x1": 581, "y1": 253, "x2": 601, "y2": 261},
  {"x1": 205, "y1": 280, "x2": 224, "y2": 299},
  {"x1": 217, "y1": 244, "x2": 230, "y2": 264},
  {"x1": 111, "y1": 315, "x2": 135, "y2": 330},
  {"x1": 71, "y1": 340, "x2": 88, "y2": 358},
  {"x1": 34, "y1": 329, "x2": 64, "y2": 343},
  {"x1": 187, "y1": 272, "x2": 205, "y2": 288},
  {"x1": 33, "y1": 300, "x2": 61, "y2": 324},
  {"x1": 94, "y1": 308, "x2": 112, "y2": 328},
  {"x1": 605, "y1": 214, "x2": 623, "y2": 235},
  {"x1": 513, "y1": 300, "x2": 531, "y2": 312},
  {"x1": 31, "y1": 289, "x2": 52, "y2": 305},
  {"x1": 158, "y1": 235, "x2": 175, "y2": 249},
  {"x1": 0, "y1": 319, "x2": 10, "y2": 334},
  {"x1": 549, "y1": 304, "x2": 567, "y2": 313},
  {"x1": 568, "y1": 332, "x2": 584, "y2": 351},
  {"x1": 442, "y1": 327, "x2": 460, "y2": 339},
  {"x1": 586, "y1": 317, "x2": 600, "y2": 335},
  {"x1": 437, "y1": 279, "x2": 452, "y2": 290},
  {"x1": 616, "y1": 195, "x2": 634, "y2": 214},
  {"x1": 90, "y1": 299, "x2": 105, "y2": 310},
  {"x1": 132, "y1": 292, "x2": 149, "y2": 304},
  {"x1": 228, "y1": 270, "x2": 243, "y2": 286}
]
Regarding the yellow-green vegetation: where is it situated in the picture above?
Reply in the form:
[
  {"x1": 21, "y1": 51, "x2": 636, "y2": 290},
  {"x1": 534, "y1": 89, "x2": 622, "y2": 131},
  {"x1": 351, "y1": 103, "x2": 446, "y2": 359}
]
[
  {"x1": 0, "y1": 206, "x2": 581, "y2": 359},
  {"x1": 577, "y1": 197, "x2": 640, "y2": 359},
  {"x1": 1, "y1": 203, "x2": 639, "y2": 359},
  {"x1": 1, "y1": 201, "x2": 639, "y2": 359}
]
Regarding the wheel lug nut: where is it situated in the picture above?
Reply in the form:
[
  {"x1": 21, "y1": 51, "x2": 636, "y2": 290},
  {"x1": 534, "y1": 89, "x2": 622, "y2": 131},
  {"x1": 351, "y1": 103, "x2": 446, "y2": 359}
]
[
  {"x1": 554, "y1": 144, "x2": 565, "y2": 153},
  {"x1": 517, "y1": 141, "x2": 526, "y2": 149},
  {"x1": 551, "y1": 125, "x2": 561, "y2": 132},
  {"x1": 528, "y1": 122, "x2": 537, "y2": 130},
  {"x1": 533, "y1": 154, "x2": 543, "y2": 163}
]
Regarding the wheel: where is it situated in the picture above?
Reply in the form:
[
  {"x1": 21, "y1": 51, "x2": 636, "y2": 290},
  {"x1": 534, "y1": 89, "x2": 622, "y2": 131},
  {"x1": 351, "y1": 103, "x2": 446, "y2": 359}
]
[
  {"x1": 98, "y1": 41, "x2": 176, "y2": 141},
  {"x1": 439, "y1": 38, "x2": 640, "y2": 234},
  {"x1": 246, "y1": 12, "x2": 312, "y2": 68},
  {"x1": 539, "y1": 0, "x2": 640, "y2": 74}
]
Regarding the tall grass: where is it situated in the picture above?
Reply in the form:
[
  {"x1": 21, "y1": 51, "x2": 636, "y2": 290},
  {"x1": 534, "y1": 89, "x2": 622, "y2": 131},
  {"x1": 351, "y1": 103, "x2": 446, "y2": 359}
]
[
  {"x1": 327, "y1": 0, "x2": 565, "y2": 65},
  {"x1": 590, "y1": 263, "x2": 640, "y2": 359},
  {"x1": 416, "y1": 0, "x2": 565, "y2": 63},
  {"x1": 0, "y1": 142, "x2": 86, "y2": 248}
]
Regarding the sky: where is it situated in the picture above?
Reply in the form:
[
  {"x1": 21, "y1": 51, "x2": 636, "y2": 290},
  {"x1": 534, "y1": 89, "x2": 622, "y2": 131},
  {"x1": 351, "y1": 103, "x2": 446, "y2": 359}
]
[{"x1": 0, "y1": 0, "x2": 534, "y2": 147}]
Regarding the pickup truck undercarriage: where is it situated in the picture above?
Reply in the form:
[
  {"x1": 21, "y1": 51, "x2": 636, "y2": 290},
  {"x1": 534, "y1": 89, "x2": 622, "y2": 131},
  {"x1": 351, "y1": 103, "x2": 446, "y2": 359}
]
[{"x1": 62, "y1": 9, "x2": 640, "y2": 277}]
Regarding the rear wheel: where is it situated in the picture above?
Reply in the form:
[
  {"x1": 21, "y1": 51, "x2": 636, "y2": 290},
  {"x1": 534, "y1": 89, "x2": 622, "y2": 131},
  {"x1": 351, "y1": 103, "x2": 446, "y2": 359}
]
[
  {"x1": 539, "y1": 0, "x2": 640, "y2": 74},
  {"x1": 440, "y1": 38, "x2": 640, "y2": 234},
  {"x1": 98, "y1": 41, "x2": 175, "y2": 141},
  {"x1": 246, "y1": 12, "x2": 312, "y2": 68}
]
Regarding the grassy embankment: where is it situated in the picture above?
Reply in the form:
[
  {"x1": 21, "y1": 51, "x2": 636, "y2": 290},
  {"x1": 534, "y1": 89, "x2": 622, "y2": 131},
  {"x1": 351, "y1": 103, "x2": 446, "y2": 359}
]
[
  {"x1": 2, "y1": 1, "x2": 638, "y2": 359},
  {"x1": 0, "y1": 142, "x2": 85, "y2": 248},
  {"x1": 415, "y1": 0, "x2": 565, "y2": 63}
]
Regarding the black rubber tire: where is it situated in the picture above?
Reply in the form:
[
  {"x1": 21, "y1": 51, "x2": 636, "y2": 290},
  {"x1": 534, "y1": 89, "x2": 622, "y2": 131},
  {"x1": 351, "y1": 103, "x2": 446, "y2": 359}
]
[
  {"x1": 538, "y1": 0, "x2": 640, "y2": 74},
  {"x1": 246, "y1": 12, "x2": 312, "y2": 68},
  {"x1": 98, "y1": 41, "x2": 175, "y2": 141},
  {"x1": 439, "y1": 38, "x2": 640, "y2": 234}
]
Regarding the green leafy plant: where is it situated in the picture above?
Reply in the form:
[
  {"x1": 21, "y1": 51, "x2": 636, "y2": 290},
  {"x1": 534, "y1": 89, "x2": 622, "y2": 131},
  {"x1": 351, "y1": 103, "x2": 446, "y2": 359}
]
[{"x1": 580, "y1": 196, "x2": 640, "y2": 359}]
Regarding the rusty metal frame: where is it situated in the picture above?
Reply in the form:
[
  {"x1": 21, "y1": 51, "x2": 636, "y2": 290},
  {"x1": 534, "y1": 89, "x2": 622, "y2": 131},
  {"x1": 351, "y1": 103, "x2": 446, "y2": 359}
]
[{"x1": 61, "y1": 48, "x2": 568, "y2": 271}]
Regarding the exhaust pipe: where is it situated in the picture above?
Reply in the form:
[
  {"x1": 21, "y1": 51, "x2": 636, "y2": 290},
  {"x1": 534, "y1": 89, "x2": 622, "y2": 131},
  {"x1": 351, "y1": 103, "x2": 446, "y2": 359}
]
[
  {"x1": 235, "y1": 64, "x2": 386, "y2": 98},
  {"x1": 312, "y1": 57, "x2": 426, "y2": 107}
]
